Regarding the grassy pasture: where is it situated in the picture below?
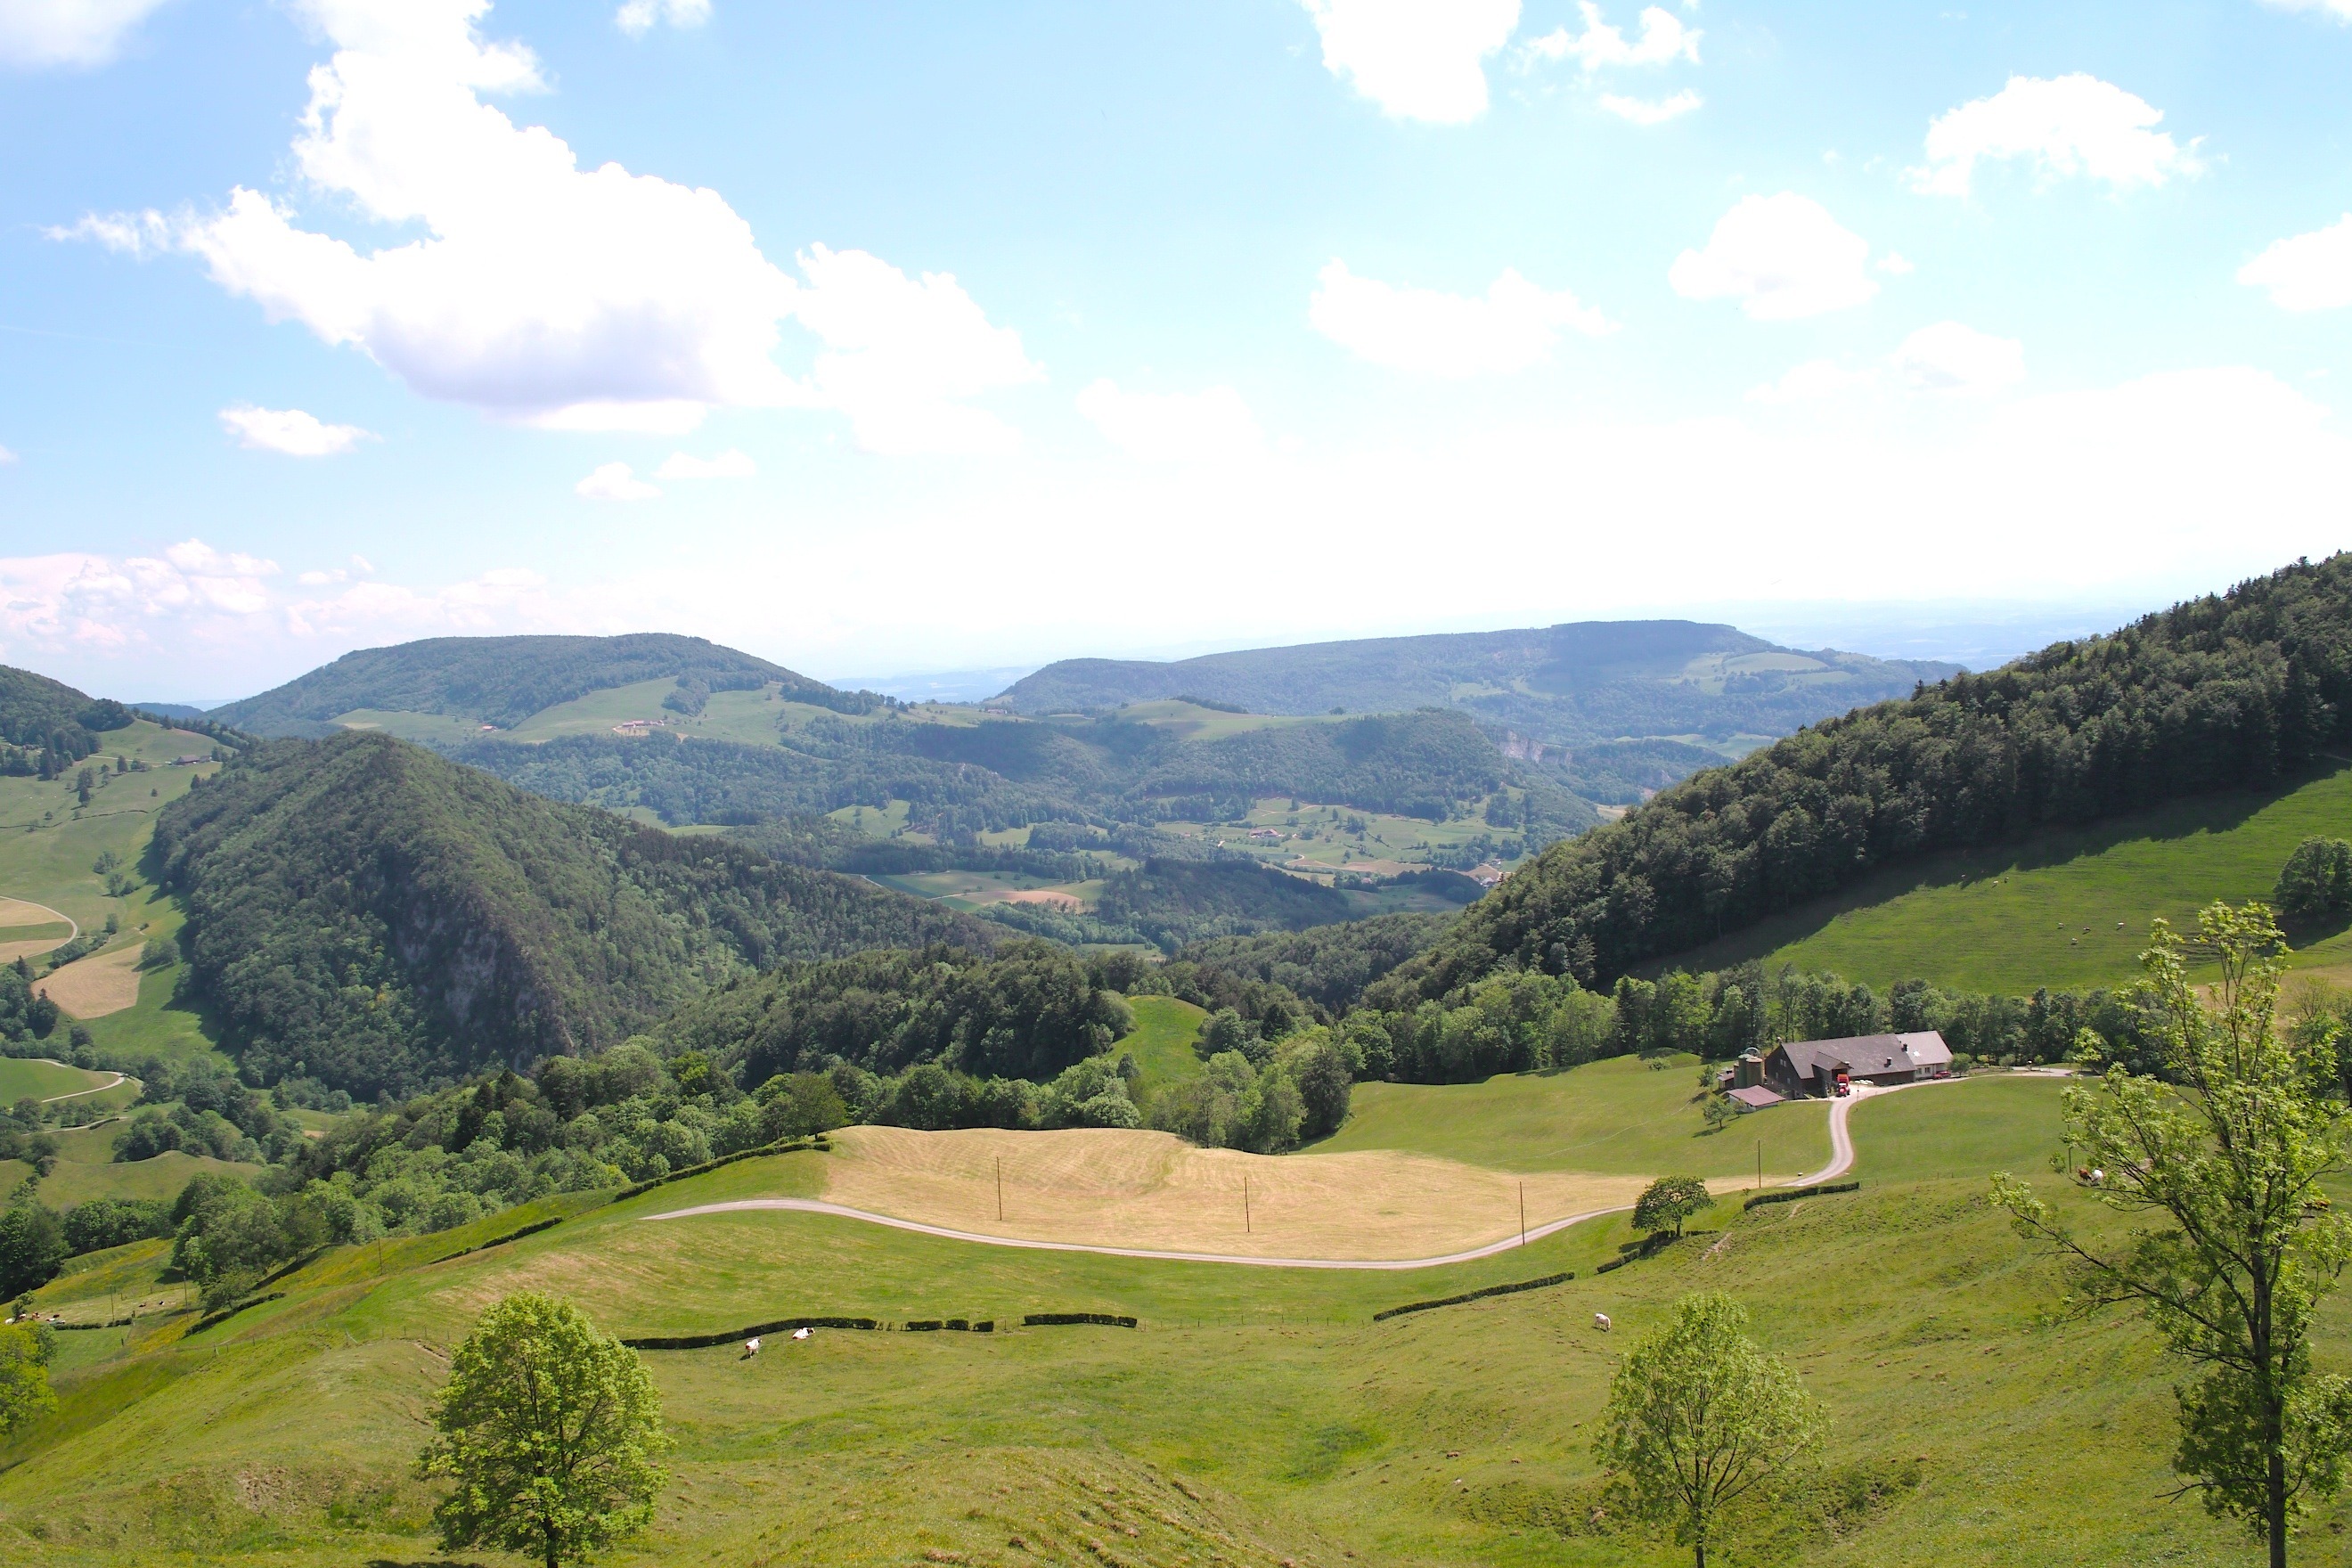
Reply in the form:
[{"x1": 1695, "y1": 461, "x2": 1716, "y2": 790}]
[
  {"x1": 1320, "y1": 1055, "x2": 1831, "y2": 1184},
  {"x1": 0, "y1": 718, "x2": 215, "y2": 941},
  {"x1": 1159, "y1": 796, "x2": 1516, "y2": 877},
  {"x1": 3, "y1": 1092, "x2": 2329, "y2": 1568},
  {"x1": 1108, "y1": 699, "x2": 1335, "y2": 741},
  {"x1": 1115, "y1": 994, "x2": 1207, "y2": 1107},
  {"x1": 1654, "y1": 760, "x2": 2352, "y2": 993},
  {"x1": 0, "y1": 1057, "x2": 112, "y2": 1104}
]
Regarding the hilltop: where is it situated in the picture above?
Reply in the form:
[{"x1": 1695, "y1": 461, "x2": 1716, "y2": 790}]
[
  {"x1": 208, "y1": 633, "x2": 878, "y2": 737},
  {"x1": 0, "y1": 664, "x2": 133, "y2": 760},
  {"x1": 152, "y1": 731, "x2": 993, "y2": 1098},
  {"x1": 995, "y1": 619, "x2": 1957, "y2": 796},
  {"x1": 1396, "y1": 554, "x2": 2352, "y2": 1000}
]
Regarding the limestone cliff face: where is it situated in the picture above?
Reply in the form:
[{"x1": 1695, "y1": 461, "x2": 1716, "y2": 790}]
[{"x1": 156, "y1": 730, "x2": 991, "y2": 1097}]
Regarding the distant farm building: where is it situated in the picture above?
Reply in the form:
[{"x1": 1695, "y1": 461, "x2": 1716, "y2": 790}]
[
  {"x1": 1763, "y1": 1032, "x2": 1953, "y2": 1099},
  {"x1": 1725, "y1": 1085, "x2": 1784, "y2": 1112}
]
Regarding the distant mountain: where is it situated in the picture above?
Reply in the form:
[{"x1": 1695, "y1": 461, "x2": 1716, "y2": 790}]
[
  {"x1": 211, "y1": 633, "x2": 876, "y2": 737},
  {"x1": 129, "y1": 701, "x2": 216, "y2": 721},
  {"x1": 154, "y1": 730, "x2": 994, "y2": 1098},
  {"x1": 996, "y1": 620, "x2": 1960, "y2": 793}
]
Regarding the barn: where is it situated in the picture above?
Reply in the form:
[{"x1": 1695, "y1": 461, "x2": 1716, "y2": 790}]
[{"x1": 1763, "y1": 1031, "x2": 1953, "y2": 1098}]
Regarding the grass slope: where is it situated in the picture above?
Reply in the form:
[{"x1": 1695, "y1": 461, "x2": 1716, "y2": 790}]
[
  {"x1": 1319, "y1": 1054, "x2": 1832, "y2": 1182},
  {"x1": 0, "y1": 1074, "x2": 2323, "y2": 1568},
  {"x1": 1658, "y1": 760, "x2": 2352, "y2": 992},
  {"x1": 1115, "y1": 993, "x2": 1208, "y2": 1107},
  {"x1": 0, "y1": 1058, "x2": 112, "y2": 1104}
]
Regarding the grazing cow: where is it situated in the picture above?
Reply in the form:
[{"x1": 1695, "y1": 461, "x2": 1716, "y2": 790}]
[
  {"x1": 1594, "y1": 1313, "x2": 1612, "y2": 1333},
  {"x1": 744, "y1": 1336, "x2": 761, "y2": 1358},
  {"x1": 792, "y1": 1327, "x2": 812, "y2": 1342}
]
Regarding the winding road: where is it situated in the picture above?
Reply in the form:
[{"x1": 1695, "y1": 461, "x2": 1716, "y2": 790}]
[{"x1": 641, "y1": 1080, "x2": 1931, "y2": 1272}]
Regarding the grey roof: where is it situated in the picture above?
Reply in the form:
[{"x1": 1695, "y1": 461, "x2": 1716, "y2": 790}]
[
  {"x1": 1772, "y1": 1031, "x2": 1951, "y2": 1079},
  {"x1": 1726, "y1": 1085, "x2": 1785, "y2": 1109}
]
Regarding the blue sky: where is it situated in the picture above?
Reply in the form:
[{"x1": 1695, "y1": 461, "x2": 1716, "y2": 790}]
[{"x1": 4, "y1": 0, "x2": 2352, "y2": 700}]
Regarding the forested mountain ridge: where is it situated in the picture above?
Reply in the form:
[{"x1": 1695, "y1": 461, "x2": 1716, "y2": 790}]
[
  {"x1": 994, "y1": 619, "x2": 1959, "y2": 763},
  {"x1": 153, "y1": 731, "x2": 994, "y2": 1098},
  {"x1": 1392, "y1": 554, "x2": 2352, "y2": 1002},
  {"x1": 209, "y1": 632, "x2": 878, "y2": 736}
]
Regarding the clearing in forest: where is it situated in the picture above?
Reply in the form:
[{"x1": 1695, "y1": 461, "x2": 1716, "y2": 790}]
[{"x1": 37, "y1": 943, "x2": 144, "y2": 1017}]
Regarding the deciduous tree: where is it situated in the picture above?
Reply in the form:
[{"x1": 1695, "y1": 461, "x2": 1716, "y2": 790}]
[
  {"x1": 1594, "y1": 1292, "x2": 1823, "y2": 1568},
  {"x1": 1632, "y1": 1175, "x2": 1714, "y2": 1239},
  {"x1": 1994, "y1": 903, "x2": 2352, "y2": 1568},
  {"x1": 418, "y1": 1293, "x2": 670, "y2": 1568}
]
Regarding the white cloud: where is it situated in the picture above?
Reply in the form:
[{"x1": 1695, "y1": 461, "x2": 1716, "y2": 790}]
[
  {"x1": 1299, "y1": 0, "x2": 1521, "y2": 124},
  {"x1": 1911, "y1": 74, "x2": 2202, "y2": 198},
  {"x1": 656, "y1": 448, "x2": 755, "y2": 478},
  {"x1": 1599, "y1": 90, "x2": 1700, "y2": 125},
  {"x1": 1889, "y1": 322, "x2": 2026, "y2": 395},
  {"x1": 1670, "y1": 193, "x2": 1877, "y2": 321},
  {"x1": 1075, "y1": 380, "x2": 1264, "y2": 462},
  {"x1": 1310, "y1": 260, "x2": 1613, "y2": 376},
  {"x1": 1746, "y1": 360, "x2": 1877, "y2": 404},
  {"x1": 217, "y1": 404, "x2": 373, "y2": 456},
  {"x1": 1523, "y1": 4, "x2": 1700, "y2": 71},
  {"x1": 2239, "y1": 214, "x2": 2352, "y2": 311},
  {"x1": 615, "y1": 0, "x2": 707, "y2": 36},
  {"x1": 2258, "y1": 0, "x2": 2352, "y2": 19},
  {"x1": 1877, "y1": 251, "x2": 1916, "y2": 276},
  {"x1": 0, "y1": 0, "x2": 173, "y2": 69},
  {"x1": 575, "y1": 461, "x2": 659, "y2": 501},
  {"x1": 0, "y1": 445, "x2": 15, "y2": 465},
  {"x1": 63, "y1": 0, "x2": 1033, "y2": 453}
]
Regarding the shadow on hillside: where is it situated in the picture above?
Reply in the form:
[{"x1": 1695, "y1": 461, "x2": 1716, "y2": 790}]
[{"x1": 1639, "y1": 760, "x2": 2352, "y2": 979}]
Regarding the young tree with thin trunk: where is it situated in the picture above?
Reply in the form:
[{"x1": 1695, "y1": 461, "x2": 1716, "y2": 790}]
[
  {"x1": 1594, "y1": 1291, "x2": 1824, "y2": 1568},
  {"x1": 418, "y1": 1293, "x2": 670, "y2": 1568},
  {"x1": 1994, "y1": 902, "x2": 2352, "y2": 1568}
]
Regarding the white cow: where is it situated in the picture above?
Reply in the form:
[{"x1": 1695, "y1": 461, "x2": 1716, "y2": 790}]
[
  {"x1": 743, "y1": 1336, "x2": 761, "y2": 1358},
  {"x1": 792, "y1": 1327, "x2": 812, "y2": 1342},
  {"x1": 1594, "y1": 1313, "x2": 1612, "y2": 1333}
]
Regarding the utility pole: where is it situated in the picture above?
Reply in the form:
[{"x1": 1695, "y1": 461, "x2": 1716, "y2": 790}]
[
  {"x1": 995, "y1": 1156, "x2": 1003, "y2": 1221},
  {"x1": 1518, "y1": 1182, "x2": 1526, "y2": 1249},
  {"x1": 1755, "y1": 1139, "x2": 1761, "y2": 1192},
  {"x1": 1244, "y1": 1176, "x2": 1252, "y2": 1234}
]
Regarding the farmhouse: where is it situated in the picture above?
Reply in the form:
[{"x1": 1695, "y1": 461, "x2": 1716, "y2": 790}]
[{"x1": 1763, "y1": 1031, "x2": 1953, "y2": 1098}]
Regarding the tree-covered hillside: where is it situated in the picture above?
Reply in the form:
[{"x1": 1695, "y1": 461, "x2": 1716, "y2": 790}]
[
  {"x1": 0, "y1": 662, "x2": 133, "y2": 765},
  {"x1": 995, "y1": 619, "x2": 1956, "y2": 767},
  {"x1": 152, "y1": 731, "x2": 993, "y2": 1098},
  {"x1": 209, "y1": 633, "x2": 878, "y2": 736},
  {"x1": 1401, "y1": 554, "x2": 2352, "y2": 1000},
  {"x1": 455, "y1": 705, "x2": 1592, "y2": 845}
]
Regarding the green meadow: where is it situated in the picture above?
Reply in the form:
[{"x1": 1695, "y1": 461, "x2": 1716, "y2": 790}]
[
  {"x1": 1321, "y1": 1055, "x2": 1833, "y2": 1181},
  {"x1": 1655, "y1": 760, "x2": 2352, "y2": 993},
  {"x1": 6, "y1": 1073, "x2": 2325, "y2": 1568}
]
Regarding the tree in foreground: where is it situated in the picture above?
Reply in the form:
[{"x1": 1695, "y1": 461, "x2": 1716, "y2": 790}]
[
  {"x1": 1594, "y1": 1292, "x2": 1824, "y2": 1568},
  {"x1": 418, "y1": 1293, "x2": 670, "y2": 1568},
  {"x1": 0, "y1": 1318, "x2": 57, "y2": 1438},
  {"x1": 1633, "y1": 1175, "x2": 1715, "y2": 1240},
  {"x1": 1993, "y1": 903, "x2": 2352, "y2": 1568}
]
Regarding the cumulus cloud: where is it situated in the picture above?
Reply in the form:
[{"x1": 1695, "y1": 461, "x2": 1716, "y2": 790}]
[
  {"x1": 575, "y1": 461, "x2": 658, "y2": 501},
  {"x1": 793, "y1": 243, "x2": 1041, "y2": 456},
  {"x1": 62, "y1": 0, "x2": 1034, "y2": 453},
  {"x1": 0, "y1": 0, "x2": 174, "y2": 69},
  {"x1": 1299, "y1": 0, "x2": 1521, "y2": 124},
  {"x1": 2239, "y1": 215, "x2": 2352, "y2": 311},
  {"x1": 1670, "y1": 193, "x2": 1878, "y2": 321},
  {"x1": 656, "y1": 448, "x2": 755, "y2": 478},
  {"x1": 1522, "y1": 4, "x2": 1700, "y2": 71},
  {"x1": 1889, "y1": 322, "x2": 2026, "y2": 395},
  {"x1": 615, "y1": 0, "x2": 707, "y2": 35},
  {"x1": 1310, "y1": 260, "x2": 1613, "y2": 376},
  {"x1": 2258, "y1": 0, "x2": 2352, "y2": 19},
  {"x1": 218, "y1": 404, "x2": 374, "y2": 456},
  {"x1": 1075, "y1": 380, "x2": 1263, "y2": 462},
  {"x1": 1911, "y1": 74, "x2": 2202, "y2": 198},
  {"x1": 1746, "y1": 360, "x2": 1878, "y2": 405},
  {"x1": 1599, "y1": 90, "x2": 1700, "y2": 125}
]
